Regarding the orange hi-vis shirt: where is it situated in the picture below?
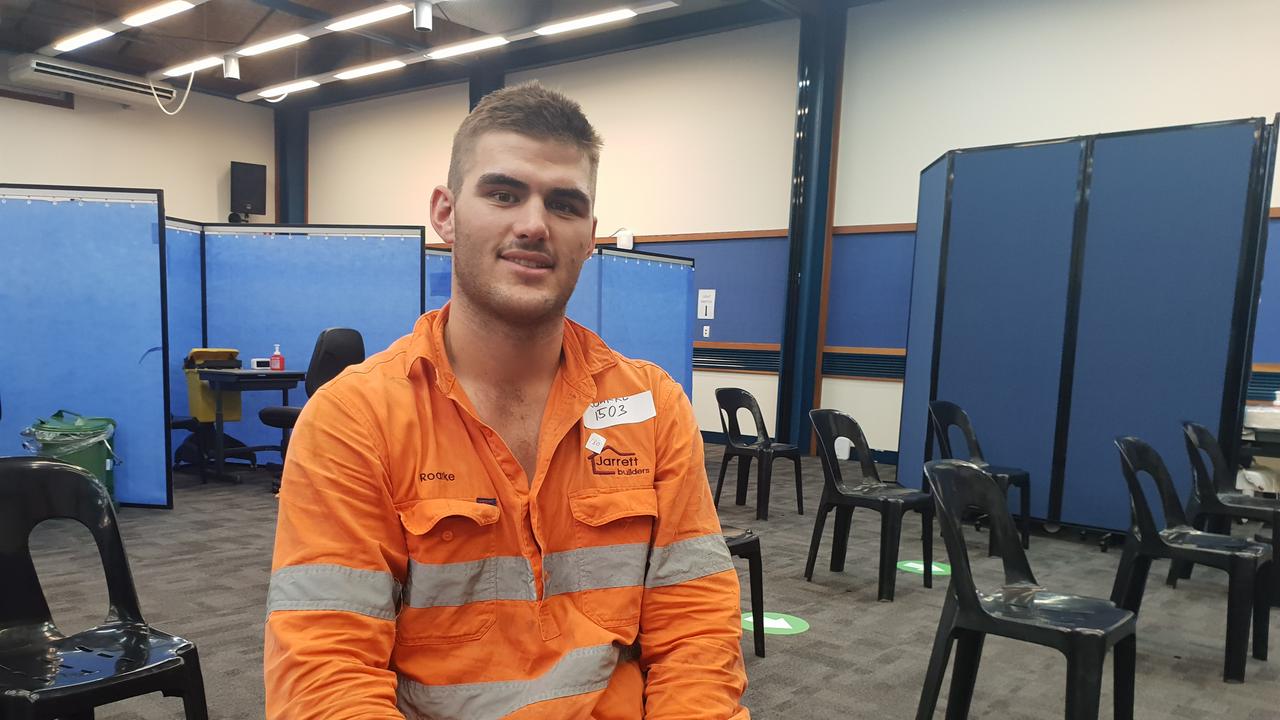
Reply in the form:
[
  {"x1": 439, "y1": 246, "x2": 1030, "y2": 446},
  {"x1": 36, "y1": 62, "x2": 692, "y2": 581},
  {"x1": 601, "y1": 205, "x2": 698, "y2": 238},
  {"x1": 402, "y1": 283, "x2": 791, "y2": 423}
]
[{"x1": 265, "y1": 305, "x2": 749, "y2": 720}]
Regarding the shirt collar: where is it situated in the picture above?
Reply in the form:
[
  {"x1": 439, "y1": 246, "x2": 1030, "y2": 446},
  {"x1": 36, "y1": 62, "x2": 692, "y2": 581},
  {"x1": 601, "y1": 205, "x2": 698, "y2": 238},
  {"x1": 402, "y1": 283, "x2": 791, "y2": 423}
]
[{"x1": 407, "y1": 301, "x2": 617, "y2": 398}]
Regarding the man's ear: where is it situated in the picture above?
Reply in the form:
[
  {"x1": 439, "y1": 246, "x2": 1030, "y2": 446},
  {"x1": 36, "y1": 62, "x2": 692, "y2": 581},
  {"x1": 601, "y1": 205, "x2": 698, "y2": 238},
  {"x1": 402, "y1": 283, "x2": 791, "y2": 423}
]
[
  {"x1": 586, "y1": 216, "x2": 599, "y2": 259},
  {"x1": 429, "y1": 186, "x2": 456, "y2": 245}
]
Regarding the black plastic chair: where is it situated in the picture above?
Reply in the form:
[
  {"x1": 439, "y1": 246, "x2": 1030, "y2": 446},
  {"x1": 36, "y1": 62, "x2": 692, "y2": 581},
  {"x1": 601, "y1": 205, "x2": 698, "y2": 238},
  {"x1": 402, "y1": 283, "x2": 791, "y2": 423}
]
[
  {"x1": 0, "y1": 457, "x2": 208, "y2": 719},
  {"x1": 928, "y1": 401, "x2": 1032, "y2": 551},
  {"x1": 1166, "y1": 422, "x2": 1280, "y2": 607},
  {"x1": 918, "y1": 460, "x2": 1136, "y2": 720},
  {"x1": 1110, "y1": 437, "x2": 1272, "y2": 683},
  {"x1": 724, "y1": 528, "x2": 765, "y2": 658},
  {"x1": 806, "y1": 409, "x2": 932, "y2": 602},
  {"x1": 713, "y1": 388, "x2": 803, "y2": 521},
  {"x1": 259, "y1": 327, "x2": 365, "y2": 462}
]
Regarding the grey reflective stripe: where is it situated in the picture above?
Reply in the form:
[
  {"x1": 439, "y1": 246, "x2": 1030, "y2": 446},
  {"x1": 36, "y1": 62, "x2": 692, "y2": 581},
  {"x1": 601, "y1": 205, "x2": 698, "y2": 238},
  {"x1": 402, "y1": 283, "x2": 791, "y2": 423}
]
[
  {"x1": 543, "y1": 543, "x2": 649, "y2": 597},
  {"x1": 406, "y1": 556, "x2": 535, "y2": 608},
  {"x1": 396, "y1": 644, "x2": 623, "y2": 720},
  {"x1": 267, "y1": 564, "x2": 399, "y2": 620},
  {"x1": 645, "y1": 534, "x2": 735, "y2": 588}
]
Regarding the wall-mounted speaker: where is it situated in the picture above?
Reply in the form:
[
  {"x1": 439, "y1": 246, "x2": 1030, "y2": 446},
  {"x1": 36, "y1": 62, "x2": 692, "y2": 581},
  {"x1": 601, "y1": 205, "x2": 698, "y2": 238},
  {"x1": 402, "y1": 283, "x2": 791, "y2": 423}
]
[{"x1": 230, "y1": 161, "x2": 266, "y2": 216}]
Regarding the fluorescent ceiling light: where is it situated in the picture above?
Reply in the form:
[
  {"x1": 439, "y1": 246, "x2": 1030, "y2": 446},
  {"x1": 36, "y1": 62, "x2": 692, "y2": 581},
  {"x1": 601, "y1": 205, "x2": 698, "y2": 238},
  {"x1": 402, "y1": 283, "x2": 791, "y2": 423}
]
[
  {"x1": 427, "y1": 36, "x2": 508, "y2": 60},
  {"x1": 239, "y1": 33, "x2": 309, "y2": 57},
  {"x1": 326, "y1": 4, "x2": 411, "y2": 32},
  {"x1": 123, "y1": 1, "x2": 195, "y2": 27},
  {"x1": 258, "y1": 79, "x2": 320, "y2": 97},
  {"x1": 52, "y1": 27, "x2": 116, "y2": 52},
  {"x1": 162, "y1": 55, "x2": 223, "y2": 76},
  {"x1": 334, "y1": 59, "x2": 407, "y2": 80},
  {"x1": 535, "y1": 8, "x2": 637, "y2": 36}
]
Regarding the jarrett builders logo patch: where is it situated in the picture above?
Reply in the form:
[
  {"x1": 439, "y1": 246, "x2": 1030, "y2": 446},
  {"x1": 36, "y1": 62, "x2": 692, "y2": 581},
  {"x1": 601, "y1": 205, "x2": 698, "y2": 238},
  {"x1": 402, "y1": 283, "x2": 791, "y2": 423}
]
[{"x1": 591, "y1": 446, "x2": 651, "y2": 477}]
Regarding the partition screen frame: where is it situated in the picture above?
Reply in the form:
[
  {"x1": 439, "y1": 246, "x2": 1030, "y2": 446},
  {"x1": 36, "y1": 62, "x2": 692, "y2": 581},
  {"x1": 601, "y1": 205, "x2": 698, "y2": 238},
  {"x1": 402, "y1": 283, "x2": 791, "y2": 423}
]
[{"x1": 0, "y1": 183, "x2": 174, "y2": 509}]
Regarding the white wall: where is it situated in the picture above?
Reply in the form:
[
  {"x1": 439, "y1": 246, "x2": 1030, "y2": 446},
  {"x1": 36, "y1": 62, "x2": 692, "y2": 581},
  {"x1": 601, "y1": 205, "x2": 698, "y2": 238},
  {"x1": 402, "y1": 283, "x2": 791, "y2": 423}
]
[
  {"x1": 692, "y1": 370, "x2": 779, "y2": 436},
  {"x1": 819, "y1": 377, "x2": 903, "y2": 453},
  {"x1": 0, "y1": 91, "x2": 274, "y2": 222},
  {"x1": 836, "y1": 0, "x2": 1280, "y2": 226},
  {"x1": 309, "y1": 83, "x2": 470, "y2": 233},
  {"x1": 509, "y1": 20, "x2": 799, "y2": 236}
]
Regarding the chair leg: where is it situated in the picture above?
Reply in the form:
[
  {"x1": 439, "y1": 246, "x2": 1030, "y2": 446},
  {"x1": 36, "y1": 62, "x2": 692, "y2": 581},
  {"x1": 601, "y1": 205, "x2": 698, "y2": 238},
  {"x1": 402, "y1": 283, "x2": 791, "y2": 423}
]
[
  {"x1": 922, "y1": 507, "x2": 934, "y2": 590},
  {"x1": 916, "y1": 592, "x2": 958, "y2": 720},
  {"x1": 878, "y1": 504, "x2": 904, "y2": 602},
  {"x1": 1018, "y1": 483, "x2": 1031, "y2": 550},
  {"x1": 805, "y1": 504, "x2": 831, "y2": 581},
  {"x1": 830, "y1": 506, "x2": 854, "y2": 573},
  {"x1": 1110, "y1": 537, "x2": 1152, "y2": 614},
  {"x1": 1113, "y1": 635, "x2": 1136, "y2": 720},
  {"x1": 714, "y1": 449, "x2": 732, "y2": 507},
  {"x1": 747, "y1": 546, "x2": 765, "y2": 658},
  {"x1": 943, "y1": 629, "x2": 985, "y2": 720},
  {"x1": 792, "y1": 455, "x2": 804, "y2": 515},
  {"x1": 1224, "y1": 559, "x2": 1254, "y2": 683},
  {"x1": 1064, "y1": 639, "x2": 1106, "y2": 720},
  {"x1": 756, "y1": 452, "x2": 773, "y2": 521},
  {"x1": 179, "y1": 646, "x2": 210, "y2": 720},
  {"x1": 735, "y1": 454, "x2": 752, "y2": 506},
  {"x1": 1253, "y1": 560, "x2": 1271, "y2": 662},
  {"x1": 1271, "y1": 510, "x2": 1280, "y2": 608}
]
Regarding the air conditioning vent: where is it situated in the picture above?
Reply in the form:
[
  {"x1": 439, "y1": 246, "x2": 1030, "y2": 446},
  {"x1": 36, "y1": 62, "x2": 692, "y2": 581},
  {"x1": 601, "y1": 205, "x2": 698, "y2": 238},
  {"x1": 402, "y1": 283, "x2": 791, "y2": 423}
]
[{"x1": 8, "y1": 54, "x2": 174, "y2": 106}]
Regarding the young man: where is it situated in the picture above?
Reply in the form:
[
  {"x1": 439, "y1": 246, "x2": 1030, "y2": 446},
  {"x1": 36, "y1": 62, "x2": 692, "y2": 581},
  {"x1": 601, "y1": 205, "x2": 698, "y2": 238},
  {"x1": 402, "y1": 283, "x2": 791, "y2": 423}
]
[{"x1": 264, "y1": 82, "x2": 749, "y2": 719}]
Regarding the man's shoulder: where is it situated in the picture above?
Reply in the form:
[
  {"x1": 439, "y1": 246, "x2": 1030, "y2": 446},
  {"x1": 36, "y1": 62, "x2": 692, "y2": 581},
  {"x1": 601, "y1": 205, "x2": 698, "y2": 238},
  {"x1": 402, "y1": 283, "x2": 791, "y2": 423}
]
[
  {"x1": 312, "y1": 331, "x2": 417, "y2": 410},
  {"x1": 595, "y1": 348, "x2": 686, "y2": 412}
]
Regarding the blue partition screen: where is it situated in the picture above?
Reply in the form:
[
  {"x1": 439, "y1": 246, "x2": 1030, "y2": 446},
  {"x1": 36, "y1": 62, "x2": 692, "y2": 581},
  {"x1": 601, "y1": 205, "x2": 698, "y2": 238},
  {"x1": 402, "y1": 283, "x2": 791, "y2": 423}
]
[
  {"x1": 0, "y1": 193, "x2": 170, "y2": 506},
  {"x1": 935, "y1": 141, "x2": 1084, "y2": 518},
  {"x1": 204, "y1": 228, "x2": 423, "y2": 461},
  {"x1": 165, "y1": 223, "x2": 203, "y2": 420},
  {"x1": 425, "y1": 249, "x2": 452, "y2": 312},
  {"x1": 1063, "y1": 121, "x2": 1262, "y2": 530},
  {"x1": 598, "y1": 250, "x2": 695, "y2": 394},
  {"x1": 897, "y1": 157, "x2": 951, "y2": 487},
  {"x1": 1253, "y1": 218, "x2": 1280, "y2": 365},
  {"x1": 566, "y1": 253, "x2": 602, "y2": 333}
]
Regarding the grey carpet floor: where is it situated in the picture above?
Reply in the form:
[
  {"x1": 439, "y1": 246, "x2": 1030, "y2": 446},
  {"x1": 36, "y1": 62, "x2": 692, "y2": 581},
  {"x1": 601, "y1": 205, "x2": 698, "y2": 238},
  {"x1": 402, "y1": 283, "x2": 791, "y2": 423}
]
[{"x1": 24, "y1": 448, "x2": 1280, "y2": 719}]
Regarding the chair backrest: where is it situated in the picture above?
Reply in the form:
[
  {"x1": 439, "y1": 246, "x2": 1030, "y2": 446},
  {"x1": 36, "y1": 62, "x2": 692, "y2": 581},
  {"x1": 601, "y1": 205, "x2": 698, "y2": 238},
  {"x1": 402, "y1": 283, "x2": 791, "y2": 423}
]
[
  {"x1": 715, "y1": 388, "x2": 769, "y2": 447},
  {"x1": 0, "y1": 457, "x2": 144, "y2": 644},
  {"x1": 809, "y1": 409, "x2": 881, "y2": 491},
  {"x1": 1182, "y1": 422, "x2": 1232, "y2": 502},
  {"x1": 924, "y1": 459, "x2": 1038, "y2": 613},
  {"x1": 1114, "y1": 436, "x2": 1190, "y2": 540},
  {"x1": 305, "y1": 328, "x2": 365, "y2": 397},
  {"x1": 927, "y1": 400, "x2": 985, "y2": 462}
]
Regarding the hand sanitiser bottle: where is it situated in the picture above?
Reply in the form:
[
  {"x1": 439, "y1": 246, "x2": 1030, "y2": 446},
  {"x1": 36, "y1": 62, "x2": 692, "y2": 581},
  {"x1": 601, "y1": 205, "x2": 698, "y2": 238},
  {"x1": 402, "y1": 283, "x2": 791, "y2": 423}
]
[{"x1": 270, "y1": 344, "x2": 285, "y2": 371}]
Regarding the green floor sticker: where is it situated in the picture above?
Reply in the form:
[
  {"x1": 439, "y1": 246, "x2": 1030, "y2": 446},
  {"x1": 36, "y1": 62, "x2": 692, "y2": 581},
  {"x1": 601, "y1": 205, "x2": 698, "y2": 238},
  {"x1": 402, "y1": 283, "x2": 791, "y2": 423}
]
[
  {"x1": 896, "y1": 560, "x2": 951, "y2": 576},
  {"x1": 741, "y1": 612, "x2": 810, "y2": 635}
]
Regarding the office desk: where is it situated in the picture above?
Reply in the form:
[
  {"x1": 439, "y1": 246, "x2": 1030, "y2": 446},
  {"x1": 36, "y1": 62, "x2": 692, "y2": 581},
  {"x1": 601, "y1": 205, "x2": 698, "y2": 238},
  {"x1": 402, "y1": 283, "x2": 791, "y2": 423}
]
[{"x1": 197, "y1": 369, "x2": 305, "y2": 481}]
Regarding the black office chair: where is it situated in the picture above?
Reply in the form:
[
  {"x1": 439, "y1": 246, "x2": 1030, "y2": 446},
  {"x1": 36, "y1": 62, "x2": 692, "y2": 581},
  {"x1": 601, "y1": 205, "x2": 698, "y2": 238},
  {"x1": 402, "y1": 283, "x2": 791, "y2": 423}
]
[
  {"x1": 1110, "y1": 436, "x2": 1272, "y2": 683},
  {"x1": 928, "y1": 400, "x2": 1032, "y2": 551},
  {"x1": 712, "y1": 388, "x2": 803, "y2": 521},
  {"x1": 918, "y1": 459, "x2": 1136, "y2": 720},
  {"x1": 259, "y1": 327, "x2": 365, "y2": 461},
  {"x1": 806, "y1": 409, "x2": 932, "y2": 602},
  {"x1": 724, "y1": 527, "x2": 765, "y2": 658},
  {"x1": 0, "y1": 457, "x2": 208, "y2": 719},
  {"x1": 1166, "y1": 422, "x2": 1280, "y2": 607}
]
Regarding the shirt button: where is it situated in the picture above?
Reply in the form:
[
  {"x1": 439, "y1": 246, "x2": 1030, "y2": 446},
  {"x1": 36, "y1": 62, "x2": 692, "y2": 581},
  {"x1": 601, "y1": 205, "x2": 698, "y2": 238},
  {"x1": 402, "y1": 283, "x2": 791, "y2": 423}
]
[{"x1": 442, "y1": 530, "x2": 455, "y2": 541}]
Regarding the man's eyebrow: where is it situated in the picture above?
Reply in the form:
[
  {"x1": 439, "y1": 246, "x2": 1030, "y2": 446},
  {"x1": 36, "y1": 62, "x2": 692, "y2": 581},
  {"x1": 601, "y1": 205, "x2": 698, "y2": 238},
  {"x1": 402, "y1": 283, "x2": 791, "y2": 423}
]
[
  {"x1": 475, "y1": 173, "x2": 529, "y2": 191},
  {"x1": 547, "y1": 186, "x2": 591, "y2": 207}
]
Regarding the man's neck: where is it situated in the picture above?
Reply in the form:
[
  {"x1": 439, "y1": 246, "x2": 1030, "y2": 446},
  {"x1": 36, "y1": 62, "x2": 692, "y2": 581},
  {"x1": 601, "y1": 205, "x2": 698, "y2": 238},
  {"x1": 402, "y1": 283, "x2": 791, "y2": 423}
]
[{"x1": 444, "y1": 299, "x2": 564, "y2": 390}]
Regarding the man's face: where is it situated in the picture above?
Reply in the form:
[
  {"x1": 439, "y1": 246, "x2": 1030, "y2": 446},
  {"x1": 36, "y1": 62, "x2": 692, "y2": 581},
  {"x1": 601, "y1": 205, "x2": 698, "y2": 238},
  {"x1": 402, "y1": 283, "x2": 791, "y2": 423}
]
[{"x1": 432, "y1": 131, "x2": 597, "y2": 327}]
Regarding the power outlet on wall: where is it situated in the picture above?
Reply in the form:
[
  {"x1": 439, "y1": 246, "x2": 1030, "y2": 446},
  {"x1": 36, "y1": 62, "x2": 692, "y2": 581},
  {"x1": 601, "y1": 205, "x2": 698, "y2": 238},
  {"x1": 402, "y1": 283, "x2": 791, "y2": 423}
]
[{"x1": 702, "y1": 325, "x2": 710, "y2": 338}]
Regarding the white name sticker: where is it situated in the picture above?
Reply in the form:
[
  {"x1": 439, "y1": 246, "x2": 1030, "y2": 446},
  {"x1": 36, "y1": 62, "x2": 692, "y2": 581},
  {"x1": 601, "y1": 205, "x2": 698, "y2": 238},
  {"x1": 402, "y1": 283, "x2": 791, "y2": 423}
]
[{"x1": 584, "y1": 391, "x2": 657, "y2": 430}]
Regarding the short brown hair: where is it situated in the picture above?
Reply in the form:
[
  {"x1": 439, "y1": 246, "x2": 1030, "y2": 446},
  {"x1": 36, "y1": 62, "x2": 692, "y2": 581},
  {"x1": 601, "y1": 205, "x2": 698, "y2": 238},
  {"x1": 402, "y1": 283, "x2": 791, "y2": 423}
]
[{"x1": 447, "y1": 81, "x2": 603, "y2": 196}]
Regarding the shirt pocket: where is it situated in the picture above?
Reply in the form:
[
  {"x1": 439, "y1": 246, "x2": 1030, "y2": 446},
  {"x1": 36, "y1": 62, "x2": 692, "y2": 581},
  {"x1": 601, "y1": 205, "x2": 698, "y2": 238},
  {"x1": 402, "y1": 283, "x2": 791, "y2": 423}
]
[
  {"x1": 563, "y1": 486, "x2": 658, "y2": 629},
  {"x1": 395, "y1": 498, "x2": 504, "y2": 645}
]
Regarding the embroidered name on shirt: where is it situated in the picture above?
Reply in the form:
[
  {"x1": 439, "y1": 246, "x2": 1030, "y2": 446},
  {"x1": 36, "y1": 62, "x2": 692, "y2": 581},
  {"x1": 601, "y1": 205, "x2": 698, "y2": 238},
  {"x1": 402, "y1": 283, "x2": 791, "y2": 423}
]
[
  {"x1": 583, "y1": 390, "x2": 657, "y2": 429},
  {"x1": 419, "y1": 471, "x2": 455, "y2": 482}
]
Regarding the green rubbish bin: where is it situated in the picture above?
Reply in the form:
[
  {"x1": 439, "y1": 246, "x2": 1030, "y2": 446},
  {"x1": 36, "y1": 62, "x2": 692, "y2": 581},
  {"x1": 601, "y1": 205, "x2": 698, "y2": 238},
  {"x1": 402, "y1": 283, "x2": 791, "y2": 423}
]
[{"x1": 22, "y1": 410, "x2": 118, "y2": 497}]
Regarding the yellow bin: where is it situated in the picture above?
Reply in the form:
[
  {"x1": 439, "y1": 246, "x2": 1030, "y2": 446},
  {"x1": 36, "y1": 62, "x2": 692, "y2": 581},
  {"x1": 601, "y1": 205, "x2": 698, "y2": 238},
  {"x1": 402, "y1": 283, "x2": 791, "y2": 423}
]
[{"x1": 183, "y1": 348, "x2": 242, "y2": 422}]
